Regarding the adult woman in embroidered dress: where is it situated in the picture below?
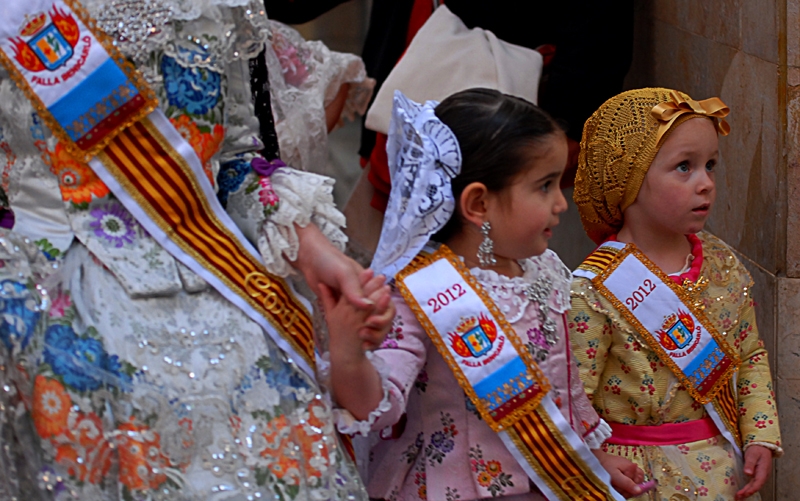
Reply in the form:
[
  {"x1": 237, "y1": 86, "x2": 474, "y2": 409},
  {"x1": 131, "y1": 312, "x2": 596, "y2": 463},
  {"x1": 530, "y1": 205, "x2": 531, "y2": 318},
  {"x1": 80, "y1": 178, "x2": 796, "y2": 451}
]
[
  {"x1": 569, "y1": 88, "x2": 782, "y2": 500},
  {"x1": 0, "y1": 1, "x2": 391, "y2": 499},
  {"x1": 320, "y1": 88, "x2": 645, "y2": 501}
]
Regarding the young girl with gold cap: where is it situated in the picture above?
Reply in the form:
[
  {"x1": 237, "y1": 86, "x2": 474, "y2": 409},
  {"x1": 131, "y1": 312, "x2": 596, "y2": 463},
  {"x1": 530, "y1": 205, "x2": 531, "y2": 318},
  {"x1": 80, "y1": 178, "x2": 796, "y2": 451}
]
[{"x1": 569, "y1": 88, "x2": 782, "y2": 500}]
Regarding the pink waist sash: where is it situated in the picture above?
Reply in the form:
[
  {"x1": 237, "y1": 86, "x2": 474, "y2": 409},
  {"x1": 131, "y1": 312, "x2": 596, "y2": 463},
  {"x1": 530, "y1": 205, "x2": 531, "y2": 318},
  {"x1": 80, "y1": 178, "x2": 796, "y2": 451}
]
[{"x1": 606, "y1": 417, "x2": 720, "y2": 446}]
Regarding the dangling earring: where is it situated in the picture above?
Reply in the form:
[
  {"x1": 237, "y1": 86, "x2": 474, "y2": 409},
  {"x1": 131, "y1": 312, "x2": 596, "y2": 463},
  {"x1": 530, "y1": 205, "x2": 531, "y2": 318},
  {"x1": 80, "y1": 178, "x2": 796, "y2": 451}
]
[{"x1": 477, "y1": 221, "x2": 496, "y2": 267}]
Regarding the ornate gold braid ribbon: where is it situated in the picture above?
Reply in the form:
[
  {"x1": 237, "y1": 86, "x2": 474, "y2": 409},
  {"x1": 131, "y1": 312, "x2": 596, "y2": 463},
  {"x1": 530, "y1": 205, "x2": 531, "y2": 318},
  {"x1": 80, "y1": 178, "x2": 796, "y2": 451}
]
[{"x1": 96, "y1": 118, "x2": 316, "y2": 369}]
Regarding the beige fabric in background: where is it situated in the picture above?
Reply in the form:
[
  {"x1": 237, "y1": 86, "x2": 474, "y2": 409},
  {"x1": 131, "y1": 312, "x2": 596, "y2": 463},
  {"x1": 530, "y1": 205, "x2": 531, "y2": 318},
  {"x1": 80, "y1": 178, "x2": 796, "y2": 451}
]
[{"x1": 364, "y1": 5, "x2": 543, "y2": 134}]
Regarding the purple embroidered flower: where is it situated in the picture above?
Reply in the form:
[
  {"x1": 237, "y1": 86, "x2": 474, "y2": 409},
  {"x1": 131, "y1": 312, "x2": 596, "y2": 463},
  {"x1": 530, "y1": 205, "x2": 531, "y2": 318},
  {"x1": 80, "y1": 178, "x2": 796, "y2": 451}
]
[
  {"x1": 527, "y1": 327, "x2": 548, "y2": 348},
  {"x1": 431, "y1": 431, "x2": 445, "y2": 448},
  {"x1": 440, "y1": 438, "x2": 455, "y2": 453},
  {"x1": 89, "y1": 202, "x2": 136, "y2": 248}
]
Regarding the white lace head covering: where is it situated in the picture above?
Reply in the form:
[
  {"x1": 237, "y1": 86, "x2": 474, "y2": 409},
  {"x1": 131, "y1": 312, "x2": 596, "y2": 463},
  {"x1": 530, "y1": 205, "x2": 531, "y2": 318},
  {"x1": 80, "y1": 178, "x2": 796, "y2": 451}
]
[{"x1": 370, "y1": 91, "x2": 461, "y2": 279}]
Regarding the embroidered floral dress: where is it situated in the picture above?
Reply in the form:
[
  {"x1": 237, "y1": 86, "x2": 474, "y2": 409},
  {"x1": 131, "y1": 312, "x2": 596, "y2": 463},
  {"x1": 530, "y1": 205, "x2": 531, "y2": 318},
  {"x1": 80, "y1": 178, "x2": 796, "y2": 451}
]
[
  {"x1": 339, "y1": 249, "x2": 611, "y2": 501},
  {"x1": 0, "y1": 1, "x2": 371, "y2": 499},
  {"x1": 569, "y1": 232, "x2": 782, "y2": 501}
]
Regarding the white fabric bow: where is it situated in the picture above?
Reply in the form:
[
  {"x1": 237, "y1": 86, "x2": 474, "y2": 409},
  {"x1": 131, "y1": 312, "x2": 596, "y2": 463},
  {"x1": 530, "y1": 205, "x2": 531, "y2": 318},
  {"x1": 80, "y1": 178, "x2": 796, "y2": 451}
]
[{"x1": 370, "y1": 91, "x2": 461, "y2": 279}]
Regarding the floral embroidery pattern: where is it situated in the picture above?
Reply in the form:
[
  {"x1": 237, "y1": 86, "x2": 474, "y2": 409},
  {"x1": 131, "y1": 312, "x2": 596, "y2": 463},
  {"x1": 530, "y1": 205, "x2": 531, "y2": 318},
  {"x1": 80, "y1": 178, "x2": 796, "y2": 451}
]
[
  {"x1": 414, "y1": 369, "x2": 428, "y2": 393},
  {"x1": 34, "y1": 238, "x2": 62, "y2": 260},
  {"x1": 117, "y1": 420, "x2": 170, "y2": 491},
  {"x1": 445, "y1": 487, "x2": 461, "y2": 501},
  {"x1": 0, "y1": 280, "x2": 41, "y2": 351},
  {"x1": 381, "y1": 315, "x2": 405, "y2": 349},
  {"x1": 49, "y1": 142, "x2": 109, "y2": 205},
  {"x1": 526, "y1": 326, "x2": 551, "y2": 362},
  {"x1": 424, "y1": 412, "x2": 457, "y2": 466},
  {"x1": 217, "y1": 158, "x2": 251, "y2": 207},
  {"x1": 161, "y1": 54, "x2": 222, "y2": 116},
  {"x1": 401, "y1": 432, "x2": 424, "y2": 464},
  {"x1": 257, "y1": 177, "x2": 280, "y2": 218},
  {"x1": 90, "y1": 202, "x2": 137, "y2": 248},
  {"x1": 413, "y1": 466, "x2": 427, "y2": 500},
  {"x1": 43, "y1": 324, "x2": 133, "y2": 392},
  {"x1": 169, "y1": 114, "x2": 225, "y2": 184},
  {"x1": 32, "y1": 375, "x2": 71, "y2": 439},
  {"x1": 469, "y1": 445, "x2": 513, "y2": 497}
]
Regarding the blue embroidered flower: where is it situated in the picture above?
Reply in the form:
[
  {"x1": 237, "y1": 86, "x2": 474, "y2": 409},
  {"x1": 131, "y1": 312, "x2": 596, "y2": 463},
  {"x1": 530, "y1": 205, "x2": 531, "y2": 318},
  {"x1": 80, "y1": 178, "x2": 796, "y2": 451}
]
[
  {"x1": 161, "y1": 53, "x2": 222, "y2": 116},
  {"x1": 217, "y1": 158, "x2": 251, "y2": 207},
  {"x1": 44, "y1": 324, "x2": 131, "y2": 392},
  {"x1": 89, "y1": 202, "x2": 137, "y2": 248},
  {"x1": 0, "y1": 280, "x2": 41, "y2": 351}
]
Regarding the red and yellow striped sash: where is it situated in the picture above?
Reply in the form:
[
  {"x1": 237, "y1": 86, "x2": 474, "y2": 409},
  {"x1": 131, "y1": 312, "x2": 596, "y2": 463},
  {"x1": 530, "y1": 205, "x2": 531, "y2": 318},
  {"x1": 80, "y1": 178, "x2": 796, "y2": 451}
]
[
  {"x1": 96, "y1": 117, "x2": 315, "y2": 369},
  {"x1": 509, "y1": 409, "x2": 615, "y2": 501}
]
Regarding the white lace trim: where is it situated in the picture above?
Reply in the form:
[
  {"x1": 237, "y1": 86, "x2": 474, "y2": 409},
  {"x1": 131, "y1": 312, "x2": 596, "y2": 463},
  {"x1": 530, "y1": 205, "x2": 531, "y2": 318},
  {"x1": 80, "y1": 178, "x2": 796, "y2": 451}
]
[
  {"x1": 333, "y1": 351, "x2": 393, "y2": 437},
  {"x1": 583, "y1": 419, "x2": 612, "y2": 449},
  {"x1": 266, "y1": 21, "x2": 373, "y2": 173},
  {"x1": 744, "y1": 441, "x2": 784, "y2": 458},
  {"x1": 257, "y1": 169, "x2": 347, "y2": 277},
  {"x1": 469, "y1": 249, "x2": 573, "y2": 316}
]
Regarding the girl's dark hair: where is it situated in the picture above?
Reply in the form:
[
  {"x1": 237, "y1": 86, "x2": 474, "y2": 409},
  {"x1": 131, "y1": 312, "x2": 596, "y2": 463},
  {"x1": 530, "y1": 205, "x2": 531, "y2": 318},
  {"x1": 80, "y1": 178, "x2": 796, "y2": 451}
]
[{"x1": 432, "y1": 88, "x2": 563, "y2": 242}]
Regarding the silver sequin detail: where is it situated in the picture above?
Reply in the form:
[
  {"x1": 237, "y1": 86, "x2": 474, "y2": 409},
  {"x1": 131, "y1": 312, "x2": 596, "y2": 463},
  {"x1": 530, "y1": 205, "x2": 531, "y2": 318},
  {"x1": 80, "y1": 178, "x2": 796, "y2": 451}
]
[{"x1": 525, "y1": 276, "x2": 558, "y2": 360}]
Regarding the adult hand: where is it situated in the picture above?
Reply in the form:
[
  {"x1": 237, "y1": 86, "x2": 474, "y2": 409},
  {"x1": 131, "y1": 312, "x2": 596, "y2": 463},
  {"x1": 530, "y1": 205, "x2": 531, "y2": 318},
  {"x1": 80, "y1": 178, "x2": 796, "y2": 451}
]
[
  {"x1": 736, "y1": 445, "x2": 772, "y2": 499},
  {"x1": 293, "y1": 223, "x2": 376, "y2": 309}
]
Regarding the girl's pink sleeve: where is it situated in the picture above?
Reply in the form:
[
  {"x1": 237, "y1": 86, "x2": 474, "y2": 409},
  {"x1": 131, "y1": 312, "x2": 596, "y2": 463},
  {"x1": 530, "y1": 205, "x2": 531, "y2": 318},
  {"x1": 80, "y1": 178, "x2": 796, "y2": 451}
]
[{"x1": 368, "y1": 285, "x2": 430, "y2": 431}]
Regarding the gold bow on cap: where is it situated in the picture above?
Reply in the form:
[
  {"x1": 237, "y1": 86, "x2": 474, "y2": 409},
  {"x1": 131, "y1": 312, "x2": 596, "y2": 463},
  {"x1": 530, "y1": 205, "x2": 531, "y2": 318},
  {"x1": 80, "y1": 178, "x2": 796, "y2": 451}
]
[{"x1": 651, "y1": 90, "x2": 730, "y2": 144}]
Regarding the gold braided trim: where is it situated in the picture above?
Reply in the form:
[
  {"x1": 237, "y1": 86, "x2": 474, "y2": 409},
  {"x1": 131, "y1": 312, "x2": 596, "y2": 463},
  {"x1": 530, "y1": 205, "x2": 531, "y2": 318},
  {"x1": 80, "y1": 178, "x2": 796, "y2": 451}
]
[
  {"x1": 591, "y1": 244, "x2": 740, "y2": 405},
  {"x1": 395, "y1": 245, "x2": 551, "y2": 432},
  {"x1": 712, "y1": 380, "x2": 743, "y2": 447},
  {"x1": 507, "y1": 409, "x2": 613, "y2": 501},
  {"x1": 97, "y1": 117, "x2": 315, "y2": 368},
  {"x1": 0, "y1": 0, "x2": 157, "y2": 163},
  {"x1": 577, "y1": 246, "x2": 621, "y2": 276}
]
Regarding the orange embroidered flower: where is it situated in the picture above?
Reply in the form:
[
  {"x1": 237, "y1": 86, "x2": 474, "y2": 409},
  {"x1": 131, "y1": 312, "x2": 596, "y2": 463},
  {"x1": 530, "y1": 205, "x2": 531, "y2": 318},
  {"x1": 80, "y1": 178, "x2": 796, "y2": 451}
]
[
  {"x1": 117, "y1": 421, "x2": 169, "y2": 491},
  {"x1": 269, "y1": 452, "x2": 300, "y2": 480},
  {"x1": 32, "y1": 375, "x2": 71, "y2": 438},
  {"x1": 477, "y1": 471, "x2": 493, "y2": 487},
  {"x1": 169, "y1": 115, "x2": 225, "y2": 185},
  {"x1": 486, "y1": 460, "x2": 502, "y2": 477},
  {"x1": 418, "y1": 484, "x2": 427, "y2": 499},
  {"x1": 55, "y1": 438, "x2": 114, "y2": 484},
  {"x1": 48, "y1": 143, "x2": 109, "y2": 204}
]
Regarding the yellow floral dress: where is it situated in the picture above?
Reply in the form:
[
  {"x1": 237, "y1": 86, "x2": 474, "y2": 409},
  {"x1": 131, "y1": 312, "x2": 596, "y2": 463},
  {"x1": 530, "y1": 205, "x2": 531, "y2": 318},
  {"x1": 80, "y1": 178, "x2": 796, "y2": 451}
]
[{"x1": 569, "y1": 232, "x2": 781, "y2": 501}]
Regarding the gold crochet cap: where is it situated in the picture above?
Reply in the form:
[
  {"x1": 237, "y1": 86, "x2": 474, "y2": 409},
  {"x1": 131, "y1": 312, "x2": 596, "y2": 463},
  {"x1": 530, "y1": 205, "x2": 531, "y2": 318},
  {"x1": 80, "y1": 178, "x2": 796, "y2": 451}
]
[{"x1": 574, "y1": 87, "x2": 730, "y2": 244}]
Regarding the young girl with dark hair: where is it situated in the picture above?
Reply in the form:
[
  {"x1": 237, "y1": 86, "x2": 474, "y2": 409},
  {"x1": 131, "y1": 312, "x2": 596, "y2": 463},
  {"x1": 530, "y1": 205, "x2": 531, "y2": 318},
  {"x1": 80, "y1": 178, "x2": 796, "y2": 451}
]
[{"x1": 320, "y1": 89, "x2": 646, "y2": 501}]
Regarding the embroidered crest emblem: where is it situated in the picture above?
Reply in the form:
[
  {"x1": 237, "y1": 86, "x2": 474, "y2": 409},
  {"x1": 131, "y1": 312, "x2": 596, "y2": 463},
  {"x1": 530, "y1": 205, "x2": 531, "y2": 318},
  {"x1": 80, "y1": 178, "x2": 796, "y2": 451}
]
[
  {"x1": 657, "y1": 310, "x2": 695, "y2": 350},
  {"x1": 10, "y1": 7, "x2": 79, "y2": 72},
  {"x1": 449, "y1": 314, "x2": 497, "y2": 358}
]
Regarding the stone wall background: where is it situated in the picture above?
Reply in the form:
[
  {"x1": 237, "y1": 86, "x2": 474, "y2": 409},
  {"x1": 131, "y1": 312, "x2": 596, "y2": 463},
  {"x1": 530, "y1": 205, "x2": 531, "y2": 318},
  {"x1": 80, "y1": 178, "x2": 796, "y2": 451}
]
[{"x1": 624, "y1": 2, "x2": 797, "y2": 499}]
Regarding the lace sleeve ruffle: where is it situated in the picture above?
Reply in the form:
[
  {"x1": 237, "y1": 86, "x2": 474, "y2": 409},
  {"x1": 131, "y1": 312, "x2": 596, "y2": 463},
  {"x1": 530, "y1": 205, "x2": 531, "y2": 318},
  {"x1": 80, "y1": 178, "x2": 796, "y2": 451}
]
[
  {"x1": 583, "y1": 419, "x2": 612, "y2": 449},
  {"x1": 256, "y1": 168, "x2": 347, "y2": 277},
  {"x1": 333, "y1": 351, "x2": 393, "y2": 437}
]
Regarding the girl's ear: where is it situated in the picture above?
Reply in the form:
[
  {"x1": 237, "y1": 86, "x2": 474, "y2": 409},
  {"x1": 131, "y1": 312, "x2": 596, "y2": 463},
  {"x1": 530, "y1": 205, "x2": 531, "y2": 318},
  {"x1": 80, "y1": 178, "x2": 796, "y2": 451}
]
[{"x1": 459, "y1": 182, "x2": 490, "y2": 228}]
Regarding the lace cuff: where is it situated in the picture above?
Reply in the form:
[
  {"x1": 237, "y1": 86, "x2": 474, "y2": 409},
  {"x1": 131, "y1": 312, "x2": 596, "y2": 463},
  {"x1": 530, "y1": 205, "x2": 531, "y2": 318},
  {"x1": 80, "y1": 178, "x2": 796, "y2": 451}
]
[
  {"x1": 744, "y1": 441, "x2": 784, "y2": 458},
  {"x1": 257, "y1": 169, "x2": 348, "y2": 277},
  {"x1": 334, "y1": 351, "x2": 393, "y2": 437},
  {"x1": 583, "y1": 419, "x2": 612, "y2": 450}
]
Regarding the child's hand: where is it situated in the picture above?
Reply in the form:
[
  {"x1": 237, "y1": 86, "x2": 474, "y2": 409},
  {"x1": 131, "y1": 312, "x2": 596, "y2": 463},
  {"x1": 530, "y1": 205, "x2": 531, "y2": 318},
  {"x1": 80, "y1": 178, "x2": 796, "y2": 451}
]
[
  {"x1": 358, "y1": 270, "x2": 394, "y2": 351},
  {"x1": 318, "y1": 282, "x2": 384, "y2": 420},
  {"x1": 736, "y1": 445, "x2": 772, "y2": 499},
  {"x1": 593, "y1": 449, "x2": 646, "y2": 498}
]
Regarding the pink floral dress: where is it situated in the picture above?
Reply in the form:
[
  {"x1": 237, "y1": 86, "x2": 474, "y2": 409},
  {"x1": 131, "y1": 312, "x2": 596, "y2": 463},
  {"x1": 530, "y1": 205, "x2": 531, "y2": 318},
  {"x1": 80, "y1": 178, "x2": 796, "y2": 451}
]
[{"x1": 339, "y1": 249, "x2": 611, "y2": 501}]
